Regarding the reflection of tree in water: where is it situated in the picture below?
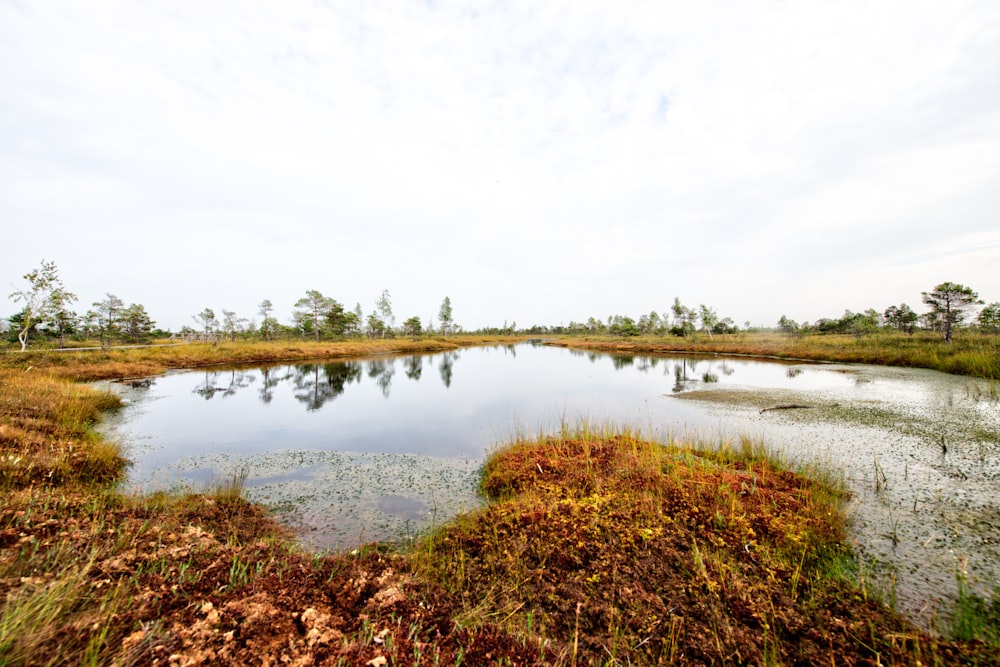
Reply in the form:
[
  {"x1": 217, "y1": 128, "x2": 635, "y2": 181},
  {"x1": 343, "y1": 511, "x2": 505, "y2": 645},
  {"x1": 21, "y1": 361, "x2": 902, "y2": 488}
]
[
  {"x1": 611, "y1": 355, "x2": 634, "y2": 370},
  {"x1": 438, "y1": 351, "x2": 458, "y2": 388},
  {"x1": 221, "y1": 370, "x2": 255, "y2": 398},
  {"x1": 637, "y1": 356, "x2": 659, "y2": 373},
  {"x1": 325, "y1": 362, "x2": 362, "y2": 396},
  {"x1": 367, "y1": 359, "x2": 396, "y2": 398},
  {"x1": 192, "y1": 370, "x2": 222, "y2": 400},
  {"x1": 671, "y1": 359, "x2": 696, "y2": 393},
  {"x1": 192, "y1": 370, "x2": 255, "y2": 400},
  {"x1": 293, "y1": 362, "x2": 362, "y2": 410},
  {"x1": 258, "y1": 366, "x2": 294, "y2": 404},
  {"x1": 403, "y1": 355, "x2": 423, "y2": 381},
  {"x1": 504, "y1": 344, "x2": 517, "y2": 358}
]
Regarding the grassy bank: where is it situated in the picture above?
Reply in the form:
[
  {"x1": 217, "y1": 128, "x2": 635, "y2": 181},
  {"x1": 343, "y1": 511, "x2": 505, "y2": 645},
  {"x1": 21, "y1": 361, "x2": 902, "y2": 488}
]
[
  {"x1": 0, "y1": 335, "x2": 520, "y2": 382},
  {"x1": 551, "y1": 332, "x2": 1000, "y2": 379},
  {"x1": 2, "y1": 343, "x2": 998, "y2": 664}
]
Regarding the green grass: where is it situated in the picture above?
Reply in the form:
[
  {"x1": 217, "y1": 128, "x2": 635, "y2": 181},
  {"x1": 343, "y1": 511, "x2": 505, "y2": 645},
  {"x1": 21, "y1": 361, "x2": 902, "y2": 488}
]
[{"x1": 951, "y1": 564, "x2": 1000, "y2": 645}]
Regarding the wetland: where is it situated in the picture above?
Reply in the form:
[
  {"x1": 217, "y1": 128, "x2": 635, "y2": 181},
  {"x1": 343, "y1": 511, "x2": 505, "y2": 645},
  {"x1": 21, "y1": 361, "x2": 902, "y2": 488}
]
[{"x1": 105, "y1": 341, "x2": 1000, "y2": 627}]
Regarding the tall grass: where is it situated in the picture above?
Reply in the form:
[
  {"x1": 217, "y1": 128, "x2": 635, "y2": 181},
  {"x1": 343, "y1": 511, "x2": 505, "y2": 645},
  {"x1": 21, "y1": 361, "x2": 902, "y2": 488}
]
[
  {"x1": 950, "y1": 562, "x2": 1000, "y2": 646},
  {"x1": 0, "y1": 562, "x2": 119, "y2": 664},
  {"x1": 0, "y1": 368, "x2": 126, "y2": 490}
]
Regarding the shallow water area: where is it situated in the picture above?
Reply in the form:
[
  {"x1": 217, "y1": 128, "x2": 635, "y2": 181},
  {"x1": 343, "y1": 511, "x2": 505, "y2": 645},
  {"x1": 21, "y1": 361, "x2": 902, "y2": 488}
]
[
  {"x1": 102, "y1": 342, "x2": 1000, "y2": 626},
  {"x1": 672, "y1": 361, "x2": 1000, "y2": 624},
  {"x1": 178, "y1": 449, "x2": 481, "y2": 550}
]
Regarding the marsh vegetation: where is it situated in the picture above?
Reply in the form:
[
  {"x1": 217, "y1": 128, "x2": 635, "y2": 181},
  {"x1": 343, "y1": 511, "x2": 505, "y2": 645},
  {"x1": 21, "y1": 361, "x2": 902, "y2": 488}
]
[{"x1": 2, "y1": 339, "x2": 999, "y2": 665}]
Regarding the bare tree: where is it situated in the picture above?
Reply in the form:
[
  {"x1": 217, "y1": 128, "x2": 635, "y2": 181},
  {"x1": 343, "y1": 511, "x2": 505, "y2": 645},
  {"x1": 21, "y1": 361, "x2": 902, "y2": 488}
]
[
  {"x1": 193, "y1": 308, "x2": 218, "y2": 341},
  {"x1": 222, "y1": 310, "x2": 247, "y2": 341}
]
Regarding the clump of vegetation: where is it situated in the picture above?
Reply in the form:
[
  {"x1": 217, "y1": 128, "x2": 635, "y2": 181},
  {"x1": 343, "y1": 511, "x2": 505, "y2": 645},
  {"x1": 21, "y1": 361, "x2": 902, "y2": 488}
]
[
  {"x1": 411, "y1": 429, "x2": 996, "y2": 664},
  {"x1": 0, "y1": 367, "x2": 125, "y2": 489}
]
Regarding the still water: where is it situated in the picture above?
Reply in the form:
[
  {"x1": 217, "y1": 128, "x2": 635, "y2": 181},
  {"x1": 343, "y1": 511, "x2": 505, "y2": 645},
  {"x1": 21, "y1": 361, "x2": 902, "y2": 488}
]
[{"x1": 105, "y1": 342, "x2": 999, "y2": 625}]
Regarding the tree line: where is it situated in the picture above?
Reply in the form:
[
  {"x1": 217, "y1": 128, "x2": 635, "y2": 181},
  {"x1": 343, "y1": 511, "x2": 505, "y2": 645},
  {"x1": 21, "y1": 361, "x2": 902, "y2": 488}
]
[
  {"x1": 5, "y1": 261, "x2": 458, "y2": 349},
  {"x1": 5, "y1": 262, "x2": 997, "y2": 349},
  {"x1": 516, "y1": 283, "x2": 996, "y2": 341},
  {"x1": 559, "y1": 298, "x2": 741, "y2": 338},
  {"x1": 777, "y1": 282, "x2": 995, "y2": 342},
  {"x1": 183, "y1": 291, "x2": 457, "y2": 344}
]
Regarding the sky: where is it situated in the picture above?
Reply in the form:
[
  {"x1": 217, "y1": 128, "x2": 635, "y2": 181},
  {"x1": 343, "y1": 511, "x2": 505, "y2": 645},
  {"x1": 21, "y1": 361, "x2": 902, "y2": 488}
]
[{"x1": 2, "y1": 0, "x2": 999, "y2": 333}]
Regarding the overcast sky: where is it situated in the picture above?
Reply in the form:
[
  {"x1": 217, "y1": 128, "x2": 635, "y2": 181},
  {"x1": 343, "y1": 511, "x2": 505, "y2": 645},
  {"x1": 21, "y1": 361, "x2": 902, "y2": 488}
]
[{"x1": 3, "y1": 0, "x2": 998, "y2": 332}]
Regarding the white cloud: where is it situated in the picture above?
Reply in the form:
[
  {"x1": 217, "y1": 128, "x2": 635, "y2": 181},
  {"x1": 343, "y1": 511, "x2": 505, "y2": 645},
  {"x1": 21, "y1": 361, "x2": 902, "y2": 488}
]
[{"x1": 2, "y1": 0, "x2": 998, "y2": 330}]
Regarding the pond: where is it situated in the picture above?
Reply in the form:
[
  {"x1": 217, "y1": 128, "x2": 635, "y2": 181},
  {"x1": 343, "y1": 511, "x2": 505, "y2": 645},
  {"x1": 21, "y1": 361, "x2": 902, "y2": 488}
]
[{"x1": 103, "y1": 342, "x2": 1000, "y2": 626}]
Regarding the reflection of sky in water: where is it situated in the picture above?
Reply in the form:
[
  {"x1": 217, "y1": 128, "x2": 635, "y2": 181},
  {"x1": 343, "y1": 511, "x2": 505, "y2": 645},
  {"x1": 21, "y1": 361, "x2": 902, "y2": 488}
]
[
  {"x1": 114, "y1": 345, "x2": 747, "y2": 480},
  {"x1": 103, "y1": 342, "x2": 1000, "y2": 627}
]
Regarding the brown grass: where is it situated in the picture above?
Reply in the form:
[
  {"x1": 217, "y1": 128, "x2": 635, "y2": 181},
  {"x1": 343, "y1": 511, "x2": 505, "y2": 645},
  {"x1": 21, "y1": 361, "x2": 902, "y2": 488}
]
[
  {"x1": 0, "y1": 335, "x2": 522, "y2": 382},
  {"x1": 0, "y1": 368, "x2": 126, "y2": 490}
]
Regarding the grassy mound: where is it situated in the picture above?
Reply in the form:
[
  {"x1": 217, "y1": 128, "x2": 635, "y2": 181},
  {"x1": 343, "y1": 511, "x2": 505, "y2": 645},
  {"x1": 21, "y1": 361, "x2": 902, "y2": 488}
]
[{"x1": 411, "y1": 431, "x2": 993, "y2": 664}]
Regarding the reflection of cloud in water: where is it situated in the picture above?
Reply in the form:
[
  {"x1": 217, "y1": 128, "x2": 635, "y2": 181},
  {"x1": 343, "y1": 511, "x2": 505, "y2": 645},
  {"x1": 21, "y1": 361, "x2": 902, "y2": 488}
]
[
  {"x1": 245, "y1": 463, "x2": 323, "y2": 487},
  {"x1": 376, "y1": 494, "x2": 426, "y2": 521}
]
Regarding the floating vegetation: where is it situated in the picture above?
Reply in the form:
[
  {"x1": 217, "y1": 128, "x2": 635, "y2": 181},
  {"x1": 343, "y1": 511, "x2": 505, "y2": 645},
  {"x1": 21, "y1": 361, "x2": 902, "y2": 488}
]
[{"x1": 154, "y1": 449, "x2": 483, "y2": 550}]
